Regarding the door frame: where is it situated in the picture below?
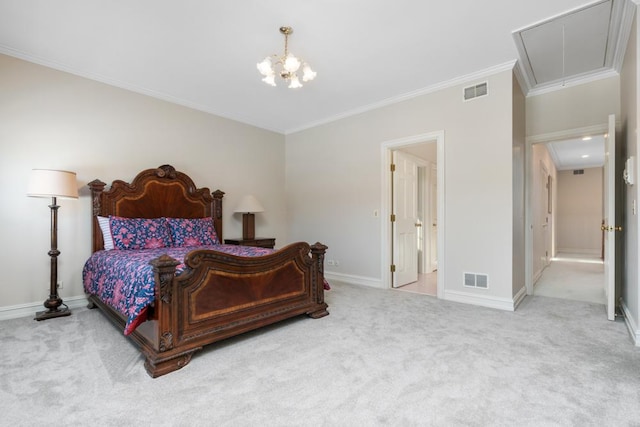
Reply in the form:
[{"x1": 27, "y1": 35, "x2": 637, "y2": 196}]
[
  {"x1": 525, "y1": 124, "x2": 608, "y2": 296},
  {"x1": 381, "y1": 130, "x2": 445, "y2": 297}
]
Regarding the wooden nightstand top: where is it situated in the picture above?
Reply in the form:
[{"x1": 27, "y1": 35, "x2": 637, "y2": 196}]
[{"x1": 224, "y1": 238, "x2": 275, "y2": 249}]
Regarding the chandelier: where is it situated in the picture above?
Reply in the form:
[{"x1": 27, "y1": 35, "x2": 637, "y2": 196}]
[{"x1": 257, "y1": 26, "x2": 316, "y2": 89}]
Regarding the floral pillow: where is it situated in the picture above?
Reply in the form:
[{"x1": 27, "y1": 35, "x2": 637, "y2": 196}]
[
  {"x1": 166, "y1": 217, "x2": 219, "y2": 247},
  {"x1": 109, "y1": 216, "x2": 172, "y2": 250}
]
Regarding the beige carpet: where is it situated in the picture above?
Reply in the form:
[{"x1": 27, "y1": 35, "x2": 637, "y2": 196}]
[
  {"x1": 534, "y1": 253, "x2": 605, "y2": 305},
  {"x1": 1, "y1": 282, "x2": 638, "y2": 426}
]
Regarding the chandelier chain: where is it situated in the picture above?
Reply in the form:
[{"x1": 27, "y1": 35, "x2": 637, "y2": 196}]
[{"x1": 257, "y1": 26, "x2": 316, "y2": 88}]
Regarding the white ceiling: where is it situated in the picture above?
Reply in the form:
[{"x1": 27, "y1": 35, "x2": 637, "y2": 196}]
[
  {"x1": 546, "y1": 135, "x2": 606, "y2": 170},
  {"x1": 0, "y1": 0, "x2": 633, "y2": 134}
]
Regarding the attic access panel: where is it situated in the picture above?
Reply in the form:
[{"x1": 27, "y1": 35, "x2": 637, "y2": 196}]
[{"x1": 514, "y1": 0, "x2": 616, "y2": 87}]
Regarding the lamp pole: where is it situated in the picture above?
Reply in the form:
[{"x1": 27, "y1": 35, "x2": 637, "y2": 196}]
[{"x1": 35, "y1": 196, "x2": 70, "y2": 320}]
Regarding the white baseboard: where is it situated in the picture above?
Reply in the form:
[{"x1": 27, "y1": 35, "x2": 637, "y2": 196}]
[
  {"x1": 513, "y1": 286, "x2": 527, "y2": 309},
  {"x1": 556, "y1": 248, "x2": 600, "y2": 256},
  {"x1": 0, "y1": 295, "x2": 88, "y2": 321},
  {"x1": 443, "y1": 289, "x2": 520, "y2": 311},
  {"x1": 620, "y1": 300, "x2": 640, "y2": 347},
  {"x1": 324, "y1": 272, "x2": 383, "y2": 289},
  {"x1": 326, "y1": 272, "x2": 525, "y2": 312}
]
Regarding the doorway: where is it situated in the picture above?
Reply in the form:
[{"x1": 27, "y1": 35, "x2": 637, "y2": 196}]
[
  {"x1": 391, "y1": 148, "x2": 437, "y2": 295},
  {"x1": 526, "y1": 124, "x2": 610, "y2": 308},
  {"x1": 381, "y1": 131, "x2": 445, "y2": 298}
]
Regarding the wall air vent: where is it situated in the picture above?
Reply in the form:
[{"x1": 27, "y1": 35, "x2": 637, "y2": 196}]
[
  {"x1": 573, "y1": 169, "x2": 585, "y2": 175},
  {"x1": 463, "y1": 272, "x2": 489, "y2": 289},
  {"x1": 463, "y1": 82, "x2": 488, "y2": 101}
]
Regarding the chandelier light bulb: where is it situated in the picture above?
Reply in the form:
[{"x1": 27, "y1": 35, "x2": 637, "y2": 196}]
[
  {"x1": 283, "y1": 54, "x2": 301, "y2": 73},
  {"x1": 257, "y1": 57, "x2": 274, "y2": 76},
  {"x1": 288, "y1": 75, "x2": 303, "y2": 89},
  {"x1": 262, "y1": 74, "x2": 276, "y2": 86},
  {"x1": 302, "y1": 64, "x2": 317, "y2": 82},
  {"x1": 257, "y1": 26, "x2": 315, "y2": 88}
]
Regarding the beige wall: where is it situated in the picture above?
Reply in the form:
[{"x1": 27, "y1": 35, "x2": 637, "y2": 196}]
[
  {"x1": 286, "y1": 68, "x2": 518, "y2": 308},
  {"x1": 556, "y1": 168, "x2": 603, "y2": 255},
  {"x1": 620, "y1": 7, "x2": 639, "y2": 343},
  {"x1": 512, "y1": 73, "x2": 526, "y2": 299},
  {"x1": 0, "y1": 54, "x2": 286, "y2": 311},
  {"x1": 526, "y1": 76, "x2": 620, "y2": 137},
  {"x1": 531, "y1": 144, "x2": 557, "y2": 282}
]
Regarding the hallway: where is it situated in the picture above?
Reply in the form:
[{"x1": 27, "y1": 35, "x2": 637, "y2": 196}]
[
  {"x1": 394, "y1": 272, "x2": 437, "y2": 296},
  {"x1": 533, "y1": 252, "x2": 605, "y2": 305}
]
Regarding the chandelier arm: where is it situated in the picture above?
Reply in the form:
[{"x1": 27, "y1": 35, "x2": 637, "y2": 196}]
[{"x1": 259, "y1": 26, "x2": 313, "y2": 88}]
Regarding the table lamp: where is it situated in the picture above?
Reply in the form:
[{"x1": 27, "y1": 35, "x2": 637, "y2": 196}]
[{"x1": 234, "y1": 195, "x2": 264, "y2": 240}]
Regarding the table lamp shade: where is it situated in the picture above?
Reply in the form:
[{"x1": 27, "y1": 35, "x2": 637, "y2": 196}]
[
  {"x1": 234, "y1": 195, "x2": 264, "y2": 213},
  {"x1": 27, "y1": 169, "x2": 78, "y2": 199}
]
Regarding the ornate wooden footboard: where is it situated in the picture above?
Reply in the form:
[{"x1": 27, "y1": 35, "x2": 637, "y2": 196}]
[{"x1": 86, "y1": 165, "x2": 328, "y2": 377}]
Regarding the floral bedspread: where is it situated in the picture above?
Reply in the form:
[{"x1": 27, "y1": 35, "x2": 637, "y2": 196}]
[{"x1": 82, "y1": 244, "x2": 273, "y2": 335}]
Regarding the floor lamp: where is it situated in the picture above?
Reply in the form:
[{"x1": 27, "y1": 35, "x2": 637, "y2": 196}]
[
  {"x1": 235, "y1": 195, "x2": 264, "y2": 240},
  {"x1": 27, "y1": 169, "x2": 78, "y2": 321}
]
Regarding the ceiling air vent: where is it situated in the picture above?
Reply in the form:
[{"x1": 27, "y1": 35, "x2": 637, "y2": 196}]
[
  {"x1": 573, "y1": 169, "x2": 585, "y2": 175},
  {"x1": 463, "y1": 82, "x2": 488, "y2": 101}
]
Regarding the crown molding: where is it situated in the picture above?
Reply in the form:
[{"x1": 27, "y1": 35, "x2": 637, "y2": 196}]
[
  {"x1": 0, "y1": 45, "x2": 287, "y2": 134},
  {"x1": 285, "y1": 60, "x2": 517, "y2": 135}
]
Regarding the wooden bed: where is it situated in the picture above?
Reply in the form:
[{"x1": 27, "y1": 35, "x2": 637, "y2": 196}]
[{"x1": 86, "y1": 164, "x2": 328, "y2": 377}]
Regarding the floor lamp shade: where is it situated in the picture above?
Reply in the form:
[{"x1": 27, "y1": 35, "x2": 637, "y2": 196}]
[
  {"x1": 27, "y1": 169, "x2": 78, "y2": 321},
  {"x1": 27, "y1": 169, "x2": 79, "y2": 199},
  {"x1": 235, "y1": 195, "x2": 264, "y2": 240}
]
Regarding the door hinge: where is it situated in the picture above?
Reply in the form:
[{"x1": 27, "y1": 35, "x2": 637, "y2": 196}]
[
  {"x1": 390, "y1": 214, "x2": 396, "y2": 222},
  {"x1": 390, "y1": 264, "x2": 396, "y2": 272},
  {"x1": 390, "y1": 163, "x2": 396, "y2": 172}
]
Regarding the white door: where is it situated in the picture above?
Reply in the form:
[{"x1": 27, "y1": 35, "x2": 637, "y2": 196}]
[
  {"x1": 603, "y1": 114, "x2": 617, "y2": 321},
  {"x1": 429, "y1": 164, "x2": 438, "y2": 271},
  {"x1": 392, "y1": 150, "x2": 419, "y2": 287},
  {"x1": 542, "y1": 166, "x2": 551, "y2": 268}
]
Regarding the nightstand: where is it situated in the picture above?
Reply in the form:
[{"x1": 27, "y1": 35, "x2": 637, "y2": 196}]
[{"x1": 224, "y1": 238, "x2": 276, "y2": 249}]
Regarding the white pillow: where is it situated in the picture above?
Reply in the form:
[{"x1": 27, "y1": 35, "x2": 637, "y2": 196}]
[{"x1": 97, "y1": 216, "x2": 114, "y2": 250}]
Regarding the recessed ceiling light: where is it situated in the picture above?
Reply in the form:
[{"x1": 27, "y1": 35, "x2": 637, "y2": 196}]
[
  {"x1": 581, "y1": 154, "x2": 590, "y2": 158},
  {"x1": 582, "y1": 136, "x2": 592, "y2": 141}
]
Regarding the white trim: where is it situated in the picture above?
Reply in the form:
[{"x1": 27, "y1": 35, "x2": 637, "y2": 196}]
[
  {"x1": 443, "y1": 290, "x2": 520, "y2": 311},
  {"x1": 556, "y1": 247, "x2": 601, "y2": 255},
  {"x1": 0, "y1": 45, "x2": 286, "y2": 135},
  {"x1": 513, "y1": 286, "x2": 528, "y2": 310},
  {"x1": 620, "y1": 300, "x2": 640, "y2": 346},
  {"x1": 526, "y1": 124, "x2": 610, "y2": 144},
  {"x1": 287, "y1": 62, "x2": 516, "y2": 134},
  {"x1": 524, "y1": 123, "x2": 609, "y2": 296},
  {"x1": 1, "y1": 45, "x2": 515, "y2": 136},
  {"x1": 611, "y1": 0, "x2": 639, "y2": 72},
  {"x1": 324, "y1": 272, "x2": 382, "y2": 289},
  {"x1": 0, "y1": 295, "x2": 88, "y2": 321},
  {"x1": 513, "y1": 0, "x2": 632, "y2": 97},
  {"x1": 526, "y1": 69, "x2": 620, "y2": 97},
  {"x1": 381, "y1": 131, "x2": 445, "y2": 298}
]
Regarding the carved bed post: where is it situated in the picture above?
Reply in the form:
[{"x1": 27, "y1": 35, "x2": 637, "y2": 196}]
[
  {"x1": 212, "y1": 190, "x2": 224, "y2": 242},
  {"x1": 88, "y1": 179, "x2": 107, "y2": 253},
  {"x1": 149, "y1": 255, "x2": 181, "y2": 347},
  {"x1": 309, "y1": 242, "x2": 329, "y2": 318},
  {"x1": 146, "y1": 254, "x2": 196, "y2": 377}
]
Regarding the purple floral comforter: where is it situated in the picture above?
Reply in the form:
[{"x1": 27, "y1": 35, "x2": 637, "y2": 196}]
[{"x1": 82, "y1": 244, "x2": 273, "y2": 335}]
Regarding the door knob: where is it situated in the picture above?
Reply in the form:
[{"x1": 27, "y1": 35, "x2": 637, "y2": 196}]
[{"x1": 415, "y1": 223, "x2": 422, "y2": 227}]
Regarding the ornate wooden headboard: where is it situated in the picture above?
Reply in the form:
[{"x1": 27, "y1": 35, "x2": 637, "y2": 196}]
[{"x1": 88, "y1": 164, "x2": 224, "y2": 253}]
